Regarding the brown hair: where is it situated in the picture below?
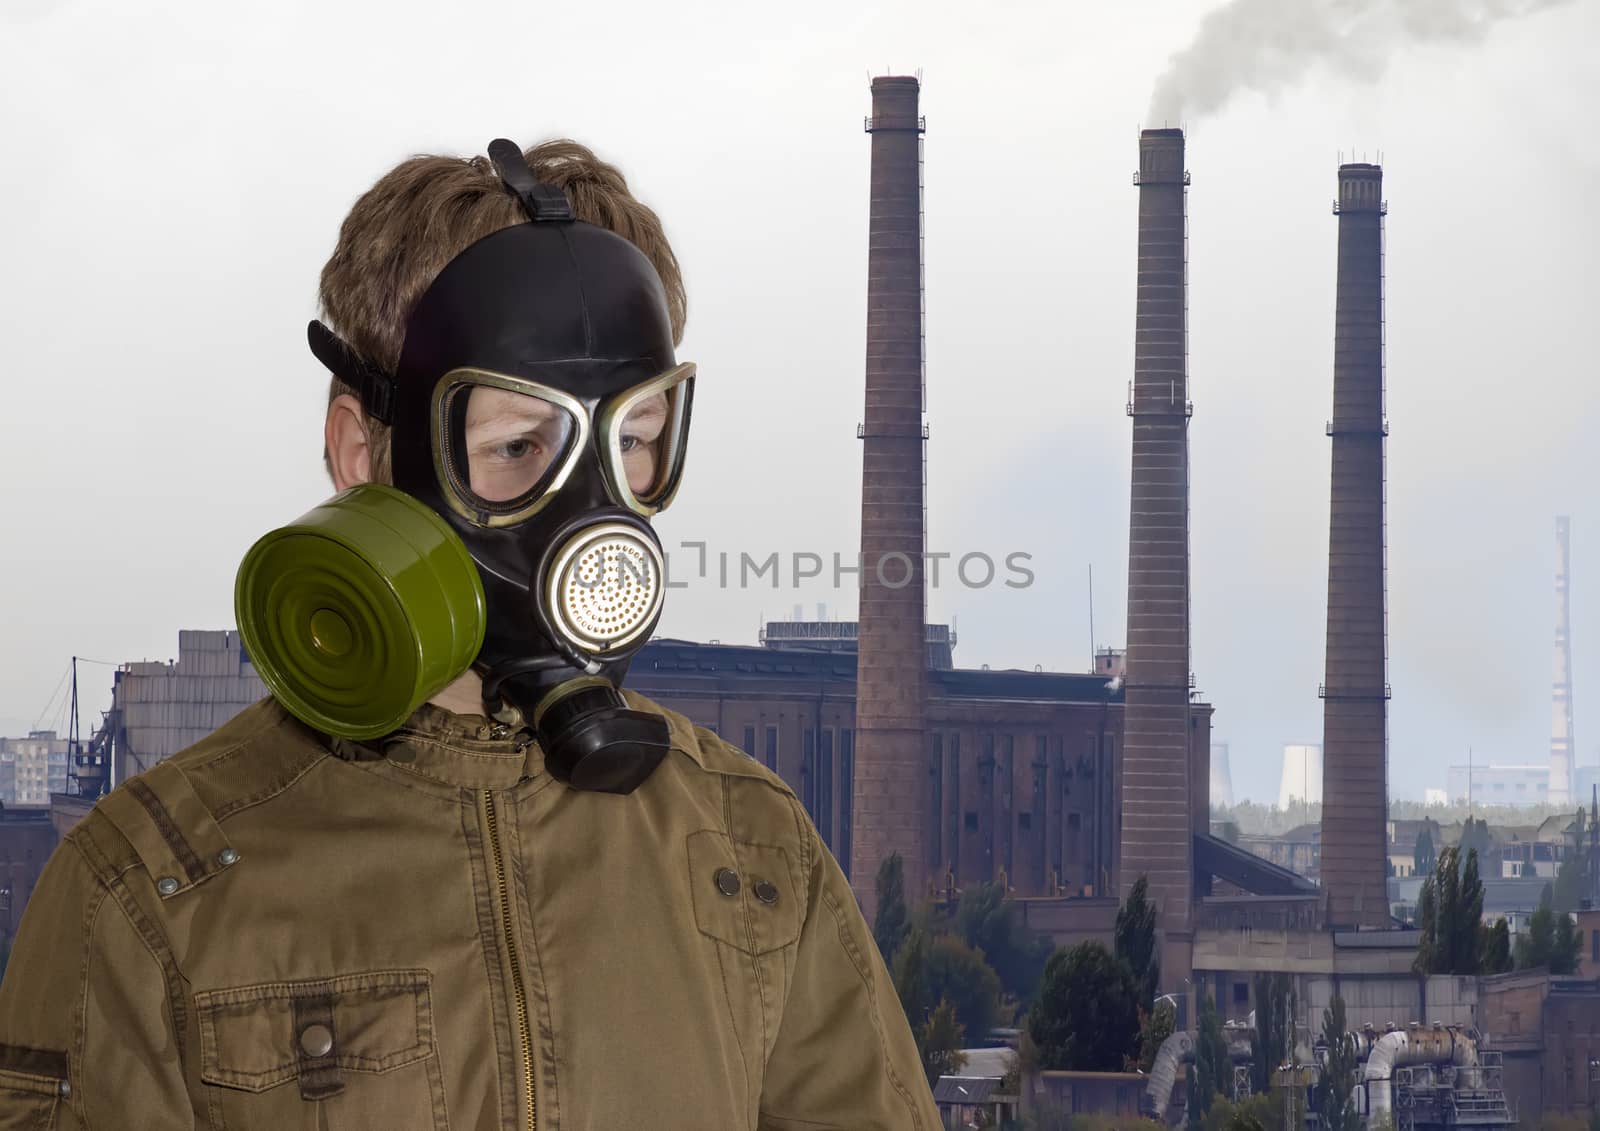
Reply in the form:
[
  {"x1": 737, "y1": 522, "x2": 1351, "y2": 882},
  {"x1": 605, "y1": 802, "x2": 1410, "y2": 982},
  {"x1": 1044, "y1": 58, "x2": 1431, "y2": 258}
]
[{"x1": 318, "y1": 139, "x2": 686, "y2": 484}]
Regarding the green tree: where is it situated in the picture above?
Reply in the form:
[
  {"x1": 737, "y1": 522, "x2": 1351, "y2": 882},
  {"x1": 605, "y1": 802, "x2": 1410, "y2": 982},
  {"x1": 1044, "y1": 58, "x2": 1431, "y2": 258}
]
[
  {"x1": 1513, "y1": 904, "x2": 1580, "y2": 973},
  {"x1": 1552, "y1": 911, "x2": 1582, "y2": 975},
  {"x1": 1414, "y1": 871, "x2": 1441, "y2": 973},
  {"x1": 1250, "y1": 973, "x2": 1292, "y2": 1096},
  {"x1": 1413, "y1": 846, "x2": 1486, "y2": 975},
  {"x1": 1116, "y1": 874, "x2": 1160, "y2": 1009},
  {"x1": 1186, "y1": 994, "x2": 1230, "y2": 1130},
  {"x1": 1219, "y1": 821, "x2": 1242, "y2": 845},
  {"x1": 1026, "y1": 941, "x2": 1140, "y2": 1072},
  {"x1": 925, "y1": 934, "x2": 1004, "y2": 1039},
  {"x1": 873, "y1": 852, "x2": 910, "y2": 966},
  {"x1": 893, "y1": 927, "x2": 932, "y2": 1025},
  {"x1": 1479, "y1": 917, "x2": 1513, "y2": 974},
  {"x1": 955, "y1": 880, "x2": 1053, "y2": 1006},
  {"x1": 918, "y1": 997, "x2": 967, "y2": 1086},
  {"x1": 1318, "y1": 996, "x2": 1360, "y2": 1131},
  {"x1": 1138, "y1": 997, "x2": 1177, "y2": 1073},
  {"x1": 1456, "y1": 849, "x2": 1485, "y2": 971},
  {"x1": 1553, "y1": 808, "x2": 1589, "y2": 914},
  {"x1": 1200, "y1": 1094, "x2": 1275, "y2": 1131},
  {"x1": 1459, "y1": 817, "x2": 1492, "y2": 864},
  {"x1": 1413, "y1": 826, "x2": 1436, "y2": 877}
]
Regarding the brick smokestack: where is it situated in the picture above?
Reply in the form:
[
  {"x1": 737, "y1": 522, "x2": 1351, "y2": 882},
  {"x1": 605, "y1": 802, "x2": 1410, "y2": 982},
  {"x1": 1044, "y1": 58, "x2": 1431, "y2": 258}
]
[
  {"x1": 852, "y1": 76, "x2": 929, "y2": 919},
  {"x1": 1551, "y1": 516, "x2": 1575, "y2": 807},
  {"x1": 1319, "y1": 162, "x2": 1391, "y2": 929},
  {"x1": 1120, "y1": 128, "x2": 1195, "y2": 946}
]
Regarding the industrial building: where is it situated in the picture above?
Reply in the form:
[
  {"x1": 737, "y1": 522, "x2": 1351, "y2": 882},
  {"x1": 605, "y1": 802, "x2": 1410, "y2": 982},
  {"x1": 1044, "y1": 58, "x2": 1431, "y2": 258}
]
[
  {"x1": 1445, "y1": 763, "x2": 1555, "y2": 808},
  {"x1": 627, "y1": 624, "x2": 1174, "y2": 900}
]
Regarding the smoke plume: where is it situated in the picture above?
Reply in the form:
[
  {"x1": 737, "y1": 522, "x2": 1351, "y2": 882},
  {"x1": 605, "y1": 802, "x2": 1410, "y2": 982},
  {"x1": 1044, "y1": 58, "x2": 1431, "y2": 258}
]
[{"x1": 1149, "y1": 0, "x2": 1573, "y2": 125}]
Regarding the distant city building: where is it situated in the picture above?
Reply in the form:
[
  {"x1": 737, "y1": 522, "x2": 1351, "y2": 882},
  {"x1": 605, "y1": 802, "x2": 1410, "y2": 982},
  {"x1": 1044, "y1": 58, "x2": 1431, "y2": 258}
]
[
  {"x1": 0, "y1": 732, "x2": 71, "y2": 806},
  {"x1": 1424, "y1": 788, "x2": 1448, "y2": 807},
  {"x1": 1277, "y1": 744, "x2": 1323, "y2": 810},
  {"x1": 1446, "y1": 764, "x2": 1551, "y2": 808},
  {"x1": 1209, "y1": 743, "x2": 1234, "y2": 808}
]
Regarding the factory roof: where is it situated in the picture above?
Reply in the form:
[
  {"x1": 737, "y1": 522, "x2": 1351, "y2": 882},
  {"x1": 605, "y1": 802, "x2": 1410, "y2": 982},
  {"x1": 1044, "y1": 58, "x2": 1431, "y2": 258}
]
[
  {"x1": 932, "y1": 1076, "x2": 1004, "y2": 1105},
  {"x1": 637, "y1": 638, "x2": 1129, "y2": 705}
]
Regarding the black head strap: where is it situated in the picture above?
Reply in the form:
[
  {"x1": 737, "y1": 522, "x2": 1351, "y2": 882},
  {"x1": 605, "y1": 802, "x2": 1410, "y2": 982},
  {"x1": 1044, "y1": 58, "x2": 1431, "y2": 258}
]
[
  {"x1": 488, "y1": 139, "x2": 575, "y2": 223},
  {"x1": 307, "y1": 320, "x2": 395, "y2": 424}
]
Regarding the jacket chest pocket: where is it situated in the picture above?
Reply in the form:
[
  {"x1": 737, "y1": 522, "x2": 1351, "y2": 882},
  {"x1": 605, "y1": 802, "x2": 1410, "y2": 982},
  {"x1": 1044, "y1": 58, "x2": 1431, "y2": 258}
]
[
  {"x1": 687, "y1": 831, "x2": 803, "y2": 1065},
  {"x1": 195, "y1": 969, "x2": 447, "y2": 1131}
]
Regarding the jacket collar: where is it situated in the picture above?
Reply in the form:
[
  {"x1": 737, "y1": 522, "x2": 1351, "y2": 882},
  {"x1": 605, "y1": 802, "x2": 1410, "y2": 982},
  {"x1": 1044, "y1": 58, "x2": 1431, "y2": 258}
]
[{"x1": 329, "y1": 691, "x2": 702, "y2": 791}]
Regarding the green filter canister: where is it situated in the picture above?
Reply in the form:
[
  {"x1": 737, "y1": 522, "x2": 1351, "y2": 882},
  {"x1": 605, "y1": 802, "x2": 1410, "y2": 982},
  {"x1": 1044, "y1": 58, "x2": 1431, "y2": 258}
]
[{"x1": 235, "y1": 483, "x2": 486, "y2": 740}]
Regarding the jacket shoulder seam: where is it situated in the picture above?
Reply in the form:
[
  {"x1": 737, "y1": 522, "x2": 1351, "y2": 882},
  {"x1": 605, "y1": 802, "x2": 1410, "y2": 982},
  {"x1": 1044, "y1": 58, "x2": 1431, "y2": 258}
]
[
  {"x1": 165, "y1": 698, "x2": 294, "y2": 774},
  {"x1": 210, "y1": 743, "x2": 330, "y2": 823}
]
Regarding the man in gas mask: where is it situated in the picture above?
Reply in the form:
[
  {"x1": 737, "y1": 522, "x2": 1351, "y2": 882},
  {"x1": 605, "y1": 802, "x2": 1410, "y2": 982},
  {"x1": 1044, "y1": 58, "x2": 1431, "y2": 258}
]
[{"x1": 0, "y1": 139, "x2": 939, "y2": 1131}]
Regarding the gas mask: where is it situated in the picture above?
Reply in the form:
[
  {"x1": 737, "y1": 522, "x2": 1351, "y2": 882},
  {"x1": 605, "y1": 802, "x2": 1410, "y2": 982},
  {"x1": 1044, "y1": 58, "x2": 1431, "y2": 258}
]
[{"x1": 236, "y1": 140, "x2": 693, "y2": 794}]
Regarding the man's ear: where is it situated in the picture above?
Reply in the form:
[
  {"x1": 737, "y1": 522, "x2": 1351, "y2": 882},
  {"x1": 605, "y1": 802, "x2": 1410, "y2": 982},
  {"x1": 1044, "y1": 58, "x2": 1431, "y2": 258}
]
[{"x1": 325, "y1": 393, "x2": 373, "y2": 490}]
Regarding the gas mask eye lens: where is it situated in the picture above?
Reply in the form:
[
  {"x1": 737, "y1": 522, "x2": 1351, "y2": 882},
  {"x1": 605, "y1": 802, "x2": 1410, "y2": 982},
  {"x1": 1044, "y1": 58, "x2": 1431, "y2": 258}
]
[
  {"x1": 463, "y1": 386, "x2": 571, "y2": 501},
  {"x1": 435, "y1": 375, "x2": 585, "y2": 525},
  {"x1": 619, "y1": 392, "x2": 668, "y2": 495},
  {"x1": 601, "y1": 364, "x2": 695, "y2": 514}
]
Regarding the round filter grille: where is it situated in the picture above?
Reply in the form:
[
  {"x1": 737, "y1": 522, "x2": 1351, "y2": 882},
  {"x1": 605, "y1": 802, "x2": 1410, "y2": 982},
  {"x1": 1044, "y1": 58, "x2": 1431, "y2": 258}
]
[{"x1": 548, "y1": 524, "x2": 664, "y2": 652}]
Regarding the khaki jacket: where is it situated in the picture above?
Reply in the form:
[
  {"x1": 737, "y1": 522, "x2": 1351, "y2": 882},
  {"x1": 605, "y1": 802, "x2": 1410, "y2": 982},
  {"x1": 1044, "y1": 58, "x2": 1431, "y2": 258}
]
[{"x1": 0, "y1": 692, "x2": 939, "y2": 1130}]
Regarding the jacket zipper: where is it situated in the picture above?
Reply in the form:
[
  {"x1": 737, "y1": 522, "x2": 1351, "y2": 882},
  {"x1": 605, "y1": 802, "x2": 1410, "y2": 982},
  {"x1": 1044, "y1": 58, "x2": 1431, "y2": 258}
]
[{"x1": 482, "y1": 790, "x2": 537, "y2": 1130}]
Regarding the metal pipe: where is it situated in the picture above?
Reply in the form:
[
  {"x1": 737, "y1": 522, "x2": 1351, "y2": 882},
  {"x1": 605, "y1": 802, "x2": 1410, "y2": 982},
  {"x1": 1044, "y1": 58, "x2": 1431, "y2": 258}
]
[{"x1": 1361, "y1": 1025, "x2": 1480, "y2": 1119}]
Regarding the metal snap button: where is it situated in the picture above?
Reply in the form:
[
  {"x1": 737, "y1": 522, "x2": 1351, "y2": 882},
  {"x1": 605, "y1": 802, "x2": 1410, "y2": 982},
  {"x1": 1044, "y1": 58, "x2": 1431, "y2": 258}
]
[
  {"x1": 299, "y1": 1023, "x2": 334, "y2": 1058},
  {"x1": 156, "y1": 876, "x2": 180, "y2": 896},
  {"x1": 217, "y1": 848, "x2": 239, "y2": 867},
  {"x1": 714, "y1": 867, "x2": 741, "y2": 897},
  {"x1": 754, "y1": 879, "x2": 780, "y2": 906},
  {"x1": 58, "y1": 1080, "x2": 71, "y2": 1098}
]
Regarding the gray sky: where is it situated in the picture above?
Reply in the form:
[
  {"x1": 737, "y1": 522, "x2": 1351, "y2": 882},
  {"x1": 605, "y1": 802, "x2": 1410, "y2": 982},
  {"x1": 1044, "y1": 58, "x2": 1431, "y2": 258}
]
[{"x1": 2, "y1": 0, "x2": 1595, "y2": 804}]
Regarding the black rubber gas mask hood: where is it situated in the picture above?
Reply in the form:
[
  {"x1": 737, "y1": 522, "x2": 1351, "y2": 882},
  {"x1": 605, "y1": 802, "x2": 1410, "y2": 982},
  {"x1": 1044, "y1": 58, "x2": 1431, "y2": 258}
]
[{"x1": 309, "y1": 140, "x2": 694, "y2": 793}]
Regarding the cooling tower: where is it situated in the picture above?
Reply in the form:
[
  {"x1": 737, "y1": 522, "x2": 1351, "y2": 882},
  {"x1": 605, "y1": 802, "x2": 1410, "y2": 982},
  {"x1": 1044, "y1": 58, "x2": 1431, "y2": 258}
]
[
  {"x1": 1209, "y1": 743, "x2": 1235, "y2": 808},
  {"x1": 1279, "y1": 744, "x2": 1325, "y2": 811}
]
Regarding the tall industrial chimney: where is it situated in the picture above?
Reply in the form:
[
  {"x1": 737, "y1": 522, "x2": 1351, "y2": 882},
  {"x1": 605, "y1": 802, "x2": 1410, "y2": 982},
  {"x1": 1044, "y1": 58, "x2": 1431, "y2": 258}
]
[
  {"x1": 1551, "y1": 516, "x2": 1575, "y2": 806},
  {"x1": 1319, "y1": 162, "x2": 1391, "y2": 929},
  {"x1": 1120, "y1": 128, "x2": 1195, "y2": 954},
  {"x1": 852, "y1": 76, "x2": 929, "y2": 918}
]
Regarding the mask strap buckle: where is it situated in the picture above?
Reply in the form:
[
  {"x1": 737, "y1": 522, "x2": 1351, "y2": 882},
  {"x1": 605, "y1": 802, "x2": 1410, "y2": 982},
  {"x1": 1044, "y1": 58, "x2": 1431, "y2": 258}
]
[
  {"x1": 487, "y1": 138, "x2": 574, "y2": 223},
  {"x1": 307, "y1": 321, "x2": 395, "y2": 424}
]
